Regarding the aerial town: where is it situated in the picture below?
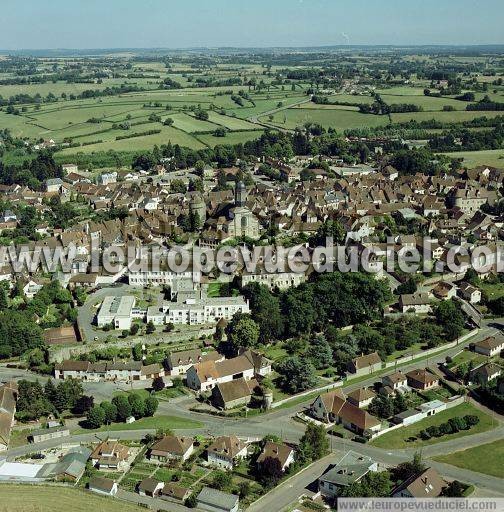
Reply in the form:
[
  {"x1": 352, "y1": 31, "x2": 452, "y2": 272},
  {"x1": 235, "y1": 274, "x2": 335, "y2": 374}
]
[{"x1": 0, "y1": 2, "x2": 504, "y2": 512}]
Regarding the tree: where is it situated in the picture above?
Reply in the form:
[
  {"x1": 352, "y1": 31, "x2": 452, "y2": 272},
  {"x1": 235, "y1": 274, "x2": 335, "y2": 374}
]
[
  {"x1": 258, "y1": 456, "x2": 284, "y2": 488},
  {"x1": 342, "y1": 471, "x2": 393, "y2": 497},
  {"x1": 238, "y1": 481, "x2": 251, "y2": 499},
  {"x1": 392, "y1": 453, "x2": 426, "y2": 482},
  {"x1": 100, "y1": 401, "x2": 118, "y2": 424},
  {"x1": 443, "y1": 480, "x2": 465, "y2": 497},
  {"x1": 307, "y1": 335, "x2": 333, "y2": 369},
  {"x1": 128, "y1": 393, "x2": 145, "y2": 418},
  {"x1": 144, "y1": 396, "x2": 159, "y2": 417},
  {"x1": 74, "y1": 395, "x2": 94, "y2": 415},
  {"x1": 396, "y1": 277, "x2": 417, "y2": 295},
  {"x1": 434, "y1": 300, "x2": 465, "y2": 340},
  {"x1": 0, "y1": 310, "x2": 45, "y2": 359},
  {"x1": 132, "y1": 343, "x2": 143, "y2": 361},
  {"x1": 276, "y1": 356, "x2": 317, "y2": 394},
  {"x1": 44, "y1": 379, "x2": 57, "y2": 404},
  {"x1": 53, "y1": 378, "x2": 83, "y2": 412},
  {"x1": 310, "y1": 219, "x2": 346, "y2": 246},
  {"x1": 368, "y1": 395, "x2": 394, "y2": 419},
  {"x1": 112, "y1": 394, "x2": 132, "y2": 422},
  {"x1": 0, "y1": 288, "x2": 7, "y2": 310},
  {"x1": 152, "y1": 376, "x2": 165, "y2": 392},
  {"x1": 130, "y1": 324, "x2": 140, "y2": 336},
  {"x1": 211, "y1": 470, "x2": 232, "y2": 491},
  {"x1": 16, "y1": 380, "x2": 54, "y2": 421},
  {"x1": 243, "y1": 283, "x2": 283, "y2": 342},
  {"x1": 224, "y1": 313, "x2": 259, "y2": 355},
  {"x1": 87, "y1": 405, "x2": 106, "y2": 429},
  {"x1": 146, "y1": 321, "x2": 156, "y2": 334},
  {"x1": 298, "y1": 423, "x2": 329, "y2": 462}
]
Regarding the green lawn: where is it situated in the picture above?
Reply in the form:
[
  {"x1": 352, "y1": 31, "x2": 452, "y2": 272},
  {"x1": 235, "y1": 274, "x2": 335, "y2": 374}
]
[
  {"x1": 447, "y1": 349, "x2": 489, "y2": 369},
  {"x1": 73, "y1": 415, "x2": 203, "y2": 434},
  {"x1": 434, "y1": 439, "x2": 504, "y2": 478},
  {"x1": 443, "y1": 149, "x2": 504, "y2": 169},
  {"x1": 261, "y1": 107, "x2": 389, "y2": 132},
  {"x1": 371, "y1": 403, "x2": 496, "y2": 449},
  {"x1": 0, "y1": 484, "x2": 145, "y2": 512},
  {"x1": 391, "y1": 110, "x2": 504, "y2": 124},
  {"x1": 476, "y1": 280, "x2": 504, "y2": 300}
]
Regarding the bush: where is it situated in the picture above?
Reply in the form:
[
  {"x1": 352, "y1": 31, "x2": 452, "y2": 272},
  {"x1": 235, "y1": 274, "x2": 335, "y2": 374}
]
[
  {"x1": 464, "y1": 414, "x2": 480, "y2": 426},
  {"x1": 419, "y1": 430, "x2": 431, "y2": 440}
]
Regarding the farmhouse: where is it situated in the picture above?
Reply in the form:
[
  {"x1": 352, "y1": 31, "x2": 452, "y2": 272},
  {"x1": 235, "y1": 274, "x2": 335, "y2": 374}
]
[
  {"x1": 473, "y1": 336, "x2": 504, "y2": 357},
  {"x1": 149, "y1": 435, "x2": 194, "y2": 462},
  {"x1": 458, "y1": 282, "x2": 482, "y2": 304},
  {"x1": 398, "y1": 292, "x2": 432, "y2": 314},
  {"x1": 186, "y1": 351, "x2": 271, "y2": 392},
  {"x1": 206, "y1": 436, "x2": 248, "y2": 470},
  {"x1": 29, "y1": 425, "x2": 70, "y2": 444},
  {"x1": 406, "y1": 369, "x2": 440, "y2": 390},
  {"x1": 211, "y1": 377, "x2": 259, "y2": 410},
  {"x1": 347, "y1": 352, "x2": 382, "y2": 375},
  {"x1": 165, "y1": 348, "x2": 223, "y2": 376},
  {"x1": 310, "y1": 389, "x2": 347, "y2": 423},
  {"x1": 54, "y1": 360, "x2": 164, "y2": 381},
  {"x1": 310, "y1": 390, "x2": 382, "y2": 436}
]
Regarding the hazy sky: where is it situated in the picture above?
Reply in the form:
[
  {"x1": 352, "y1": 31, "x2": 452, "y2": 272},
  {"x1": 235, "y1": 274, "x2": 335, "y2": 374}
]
[{"x1": 1, "y1": 0, "x2": 503, "y2": 49}]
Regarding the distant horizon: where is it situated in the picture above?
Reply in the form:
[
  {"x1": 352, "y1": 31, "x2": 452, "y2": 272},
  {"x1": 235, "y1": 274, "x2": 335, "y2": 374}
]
[
  {"x1": 2, "y1": 43, "x2": 504, "y2": 55},
  {"x1": 1, "y1": 0, "x2": 503, "y2": 50}
]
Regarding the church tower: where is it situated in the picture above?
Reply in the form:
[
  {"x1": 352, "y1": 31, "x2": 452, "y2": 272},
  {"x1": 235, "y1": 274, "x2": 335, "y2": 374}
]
[{"x1": 234, "y1": 180, "x2": 247, "y2": 207}]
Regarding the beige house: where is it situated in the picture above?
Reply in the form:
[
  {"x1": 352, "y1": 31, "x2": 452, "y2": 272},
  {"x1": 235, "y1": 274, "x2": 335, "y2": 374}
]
[
  {"x1": 406, "y1": 369, "x2": 439, "y2": 391},
  {"x1": 347, "y1": 352, "x2": 382, "y2": 375},
  {"x1": 149, "y1": 436, "x2": 194, "y2": 462}
]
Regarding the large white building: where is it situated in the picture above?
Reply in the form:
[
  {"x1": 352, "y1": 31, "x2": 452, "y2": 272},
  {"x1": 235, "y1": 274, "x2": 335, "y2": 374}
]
[
  {"x1": 128, "y1": 269, "x2": 201, "y2": 287},
  {"x1": 147, "y1": 282, "x2": 250, "y2": 326},
  {"x1": 96, "y1": 295, "x2": 138, "y2": 330}
]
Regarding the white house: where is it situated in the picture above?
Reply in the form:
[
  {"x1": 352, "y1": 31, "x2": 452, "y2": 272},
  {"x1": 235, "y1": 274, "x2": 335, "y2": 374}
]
[
  {"x1": 474, "y1": 336, "x2": 504, "y2": 357},
  {"x1": 206, "y1": 436, "x2": 248, "y2": 470},
  {"x1": 88, "y1": 476, "x2": 118, "y2": 496}
]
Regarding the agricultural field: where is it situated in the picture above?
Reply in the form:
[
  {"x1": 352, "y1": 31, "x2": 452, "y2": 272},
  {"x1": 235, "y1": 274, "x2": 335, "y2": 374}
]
[
  {"x1": 443, "y1": 149, "x2": 504, "y2": 169},
  {"x1": 0, "y1": 52, "x2": 502, "y2": 168},
  {"x1": 0, "y1": 485, "x2": 144, "y2": 512},
  {"x1": 261, "y1": 106, "x2": 389, "y2": 132}
]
